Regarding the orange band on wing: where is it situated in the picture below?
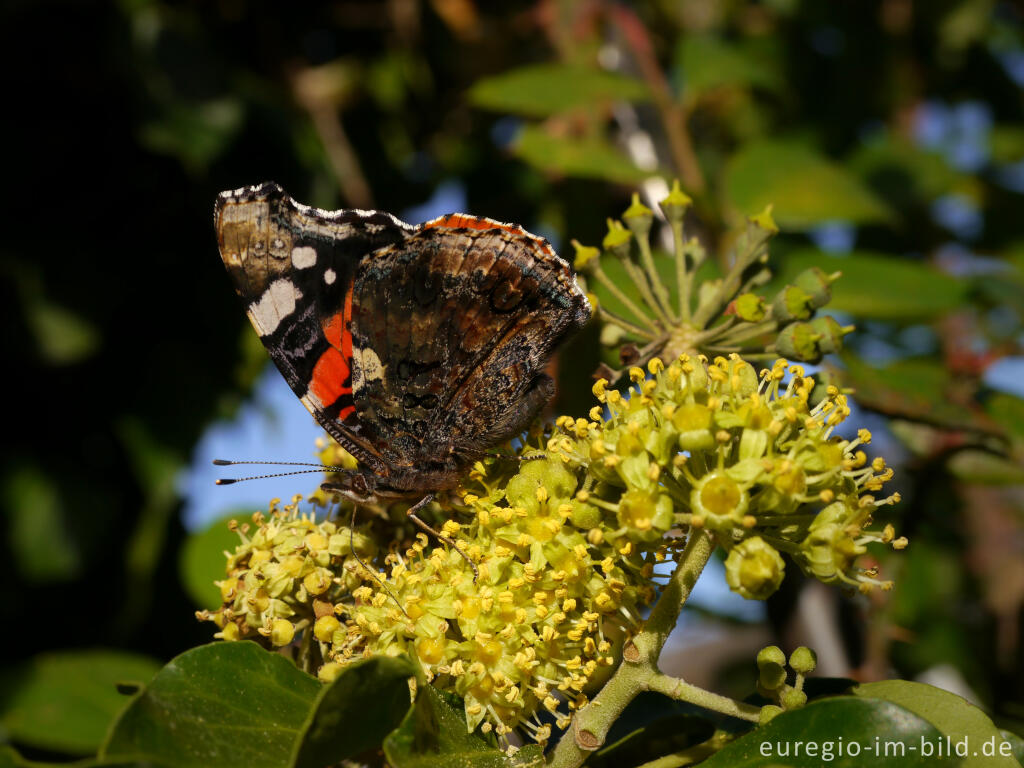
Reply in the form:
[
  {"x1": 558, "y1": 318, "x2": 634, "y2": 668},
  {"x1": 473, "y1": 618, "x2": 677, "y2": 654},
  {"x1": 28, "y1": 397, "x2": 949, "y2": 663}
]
[
  {"x1": 311, "y1": 346, "x2": 352, "y2": 407},
  {"x1": 422, "y1": 214, "x2": 524, "y2": 236}
]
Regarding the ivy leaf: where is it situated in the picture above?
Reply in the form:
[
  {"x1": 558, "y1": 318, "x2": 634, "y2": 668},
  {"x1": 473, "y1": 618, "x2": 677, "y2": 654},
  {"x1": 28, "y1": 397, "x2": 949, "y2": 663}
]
[
  {"x1": 384, "y1": 686, "x2": 543, "y2": 767},
  {"x1": 772, "y1": 250, "x2": 967, "y2": 320},
  {"x1": 675, "y1": 35, "x2": 783, "y2": 96},
  {"x1": 700, "y1": 695, "x2": 953, "y2": 767},
  {"x1": 101, "y1": 642, "x2": 320, "y2": 768},
  {"x1": 855, "y1": 680, "x2": 1020, "y2": 768},
  {"x1": 725, "y1": 140, "x2": 893, "y2": 229},
  {"x1": 178, "y1": 511, "x2": 251, "y2": 610},
  {"x1": 291, "y1": 655, "x2": 416, "y2": 768},
  {"x1": 468, "y1": 64, "x2": 649, "y2": 117},
  {"x1": 0, "y1": 650, "x2": 160, "y2": 756},
  {"x1": 514, "y1": 125, "x2": 652, "y2": 184}
]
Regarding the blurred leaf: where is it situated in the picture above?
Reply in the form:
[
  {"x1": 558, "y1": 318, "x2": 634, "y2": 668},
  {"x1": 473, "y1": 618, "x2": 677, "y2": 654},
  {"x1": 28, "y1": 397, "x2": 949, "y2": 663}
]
[
  {"x1": 849, "y1": 133, "x2": 982, "y2": 206},
  {"x1": 179, "y1": 511, "x2": 249, "y2": 610},
  {"x1": 292, "y1": 655, "x2": 415, "y2": 768},
  {"x1": 724, "y1": 140, "x2": 893, "y2": 229},
  {"x1": 772, "y1": 250, "x2": 967, "y2": 320},
  {"x1": 990, "y1": 125, "x2": 1024, "y2": 164},
  {"x1": 2, "y1": 464, "x2": 80, "y2": 583},
  {"x1": 514, "y1": 125, "x2": 651, "y2": 184},
  {"x1": 25, "y1": 298, "x2": 100, "y2": 365},
  {"x1": 855, "y1": 680, "x2": 1019, "y2": 768},
  {"x1": 140, "y1": 98, "x2": 243, "y2": 172},
  {"x1": 383, "y1": 686, "x2": 543, "y2": 767},
  {"x1": 1000, "y1": 730, "x2": 1024, "y2": 764},
  {"x1": 700, "y1": 696, "x2": 951, "y2": 766},
  {"x1": 842, "y1": 354, "x2": 999, "y2": 434},
  {"x1": 675, "y1": 35, "x2": 782, "y2": 96},
  {"x1": 986, "y1": 393, "x2": 1024, "y2": 441},
  {"x1": 948, "y1": 450, "x2": 1024, "y2": 485},
  {"x1": 102, "y1": 642, "x2": 319, "y2": 768},
  {"x1": 468, "y1": 64, "x2": 649, "y2": 117},
  {"x1": 0, "y1": 650, "x2": 160, "y2": 755}
]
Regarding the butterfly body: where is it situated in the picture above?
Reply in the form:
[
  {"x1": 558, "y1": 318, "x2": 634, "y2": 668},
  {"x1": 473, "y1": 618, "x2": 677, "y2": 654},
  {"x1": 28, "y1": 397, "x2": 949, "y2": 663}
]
[{"x1": 214, "y1": 182, "x2": 590, "y2": 506}]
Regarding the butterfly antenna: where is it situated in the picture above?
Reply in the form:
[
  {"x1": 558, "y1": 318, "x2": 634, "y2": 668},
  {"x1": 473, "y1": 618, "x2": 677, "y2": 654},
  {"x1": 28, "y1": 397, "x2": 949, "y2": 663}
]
[
  {"x1": 344, "y1": 503, "x2": 410, "y2": 620},
  {"x1": 212, "y1": 459, "x2": 348, "y2": 485}
]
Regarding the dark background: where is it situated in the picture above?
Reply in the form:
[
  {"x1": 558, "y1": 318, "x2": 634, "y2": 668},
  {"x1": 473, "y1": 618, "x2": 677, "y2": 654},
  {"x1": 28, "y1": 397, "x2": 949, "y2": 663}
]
[{"x1": 2, "y1": 0, "x2": 1023, "y2": 759}]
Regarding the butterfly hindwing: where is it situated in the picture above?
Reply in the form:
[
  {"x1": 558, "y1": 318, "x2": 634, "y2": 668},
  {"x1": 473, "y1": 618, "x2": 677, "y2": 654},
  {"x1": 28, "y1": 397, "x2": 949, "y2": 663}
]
[{"x1": 348, "y1": 217, "x2": 590, "y2": 470}]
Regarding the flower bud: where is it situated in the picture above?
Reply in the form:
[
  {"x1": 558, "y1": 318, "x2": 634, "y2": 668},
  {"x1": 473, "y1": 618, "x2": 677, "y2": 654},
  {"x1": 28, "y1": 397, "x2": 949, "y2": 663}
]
[
  {"x1": 772, "y1": 285, "x2": 814, "y2": 322},
  {"x1": 775, "y1": 322, "x2": 821, "y2": 362},
  {"x1": 789, "y1": 646, "x2": 817, "y2": 675},
  {"x1": 733, "y1": 293, "x2": 766, "y2": 322},
  {"x1": 658, "y1": 179, "x2": 693, "y2": 222},
  {"x1": 725, "y1": 537, "x2": 785, "y2": 600},
  {"x1": 794, "y1": 267, "x2": 838, "y2": 308}
]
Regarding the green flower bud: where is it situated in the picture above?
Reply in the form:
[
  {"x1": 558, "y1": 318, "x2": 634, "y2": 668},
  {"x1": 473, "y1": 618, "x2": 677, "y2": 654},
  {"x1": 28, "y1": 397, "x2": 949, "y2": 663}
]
[
  {"x1": 772, "y1": 285, "x2": 815, "y2": 322},
  {"x1": 793, "y1": 267, "x2": 838, "y2": 308},
  {"x1": 622, "y1": 193, "x2": 654, "y2": 237},
  {"x1": 314, "y1": 614, "x2": 341, "y2": 643},
  {"x1": 789, "y1": 646, "x2": 817, "y2": 675},
  {"x1": 570, "y1": 500, "x2": 601, "y2": 529},
  {"x1": 658, "y1": 179, "x2": 693, "y2": 222},
  {"x1": 734, "y1": 293, "x2": 766, "y2": 322},
  {"x1": 760, "y1": 704, "x2": 784, "y2": 724},
  {"x1": 759, "y1": 661, "x2": 787, "y2": 691},
  {"x1": 749, "y1": 204, "x2": 779, "y2": 235},
  {"x1": 724, "y1": 537, "x2": 785, "y2": 600},
  {"x1": 757, "y1": 645, "x2": 787, "y2": 668},
  {"x1": 810, "y1": 315, "x2": 852, "y2": 354},
  {"x1": 270, "y1": 618, "x2": 295, "y2": 646},
  {"x1": 673, "y1": 403, "x2": 715, "y2": 451},
  {"x1": 602, "y1": 219, "x2": 632, "y2": 257},
  {"x1": 780, "y1": 687, "x2": 807, "y2": 709},
  {"x1": 775, "y1": 322, "x2": 822, "y2": 363},
  {"x1": 571, "y1": 239, "x2": 600, "y2": 271}
]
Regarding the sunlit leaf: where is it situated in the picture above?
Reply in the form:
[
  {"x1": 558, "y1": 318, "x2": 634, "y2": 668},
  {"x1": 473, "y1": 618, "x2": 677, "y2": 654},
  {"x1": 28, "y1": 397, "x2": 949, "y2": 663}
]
[
  {"x1": 515, "y1": 124, "x2": 651, "y2": 184},
  {"x1": 468, "y1": 64, "x2": 649, "y2": 117},
  {"x1": 700, "y1": 696, "x2": 951, "y2": 766},
  {"x1": 856, "y1": 680, "x2": 1019, "y2": 768},
  {"x1": 948, "y1": 450, "x2": 1024, "y2": 485},
  {"x1": 140, "y1": 98, "x2": 243, "y2": 173},
  {"x1": 25, "y1": 299, "x2": 100, "y2": 365},
  {"x1": 179, "y1": 511, "x2": 250, "y2": 610},
  {"x1": 724, "y1": 140, "x2": 893, "y2": 229},
  {"x1": 772, "y1": 250, "x2": 967, "y2": 320},
  {"x1": 675, "y1": 35, "x2": 782, "y2": 96},
  {"x1": 841, "y1": 354, "x2": 999, "y2": 434},
  {"x1": 102, "y1": 643, "x2": 319, "y2": 768},
  {"x1": 0, "y1": 650, "x2": 160, "y2": 755}
]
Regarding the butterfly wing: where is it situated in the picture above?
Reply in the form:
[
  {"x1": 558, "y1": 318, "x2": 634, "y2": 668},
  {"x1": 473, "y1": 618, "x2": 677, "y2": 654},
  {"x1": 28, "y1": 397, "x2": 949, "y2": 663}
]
[
  {"x1": 214, "y1": 182, "x2": 415, "y2": 471},
  {"x1": 348, "y1": 215, "x2": 591, "y2": 474}
]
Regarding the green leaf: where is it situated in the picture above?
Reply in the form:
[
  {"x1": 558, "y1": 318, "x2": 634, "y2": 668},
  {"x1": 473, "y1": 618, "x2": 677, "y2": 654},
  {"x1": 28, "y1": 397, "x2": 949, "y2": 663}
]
[
  {"x1": 468, "y1": 64, "x2": 649, "y2": 117},
  {"x1": 179, "y1": 511, "x2": 250, "y2": 610},
  {"x1": 0, "y1": 650, "x2": 161, "y2": 755},
  {"x1": 947, "y1": 450, "x2": 1024, "y2": 485},
  {"x1": 587, "y1": 712, "x2": 716, "y2": 768},
  {"x1": 24, "y1": 299, "x2": 100, "y2": 365},
  {"x1": 988, "y1": 125, "x2": 1024, "y2": 164},
  {"x1": 986, "y1": 393, "x2": 1024, "y2": 442},
  {"x1": 855, "y1": 680, "x2": 1020, "y2": 768},
  {"x1": 772, "y1": 250, "x2": 967, "y2": 320},
  {"x1": 700, "y1": 696, "x2": 953, "y2": 767},
  {"x1": 140, "y1": 98, "x2": 243, "y2": 173},
  {"x1": 101, "y1": 642, "x2": 320, "y2": 768},
  {"x1": 383, "y1": 686, "x2": 543, "y2": 767},
  {"x1": 291, "y1": 655, "x2": 416, "y2": 768},
  {"x1": 999, "y1": 729, "x2": 1024, "y2": 764},
  {"x1": 514, "y1": 124, "x2": 651, "y2": 184},
  {"x1": 841, "y1": 354, "x2": 999, "y2": 434},
  {"x1": 2, "y1": 464, "x2": 81, "y2": 583},
  {"x1": 724, "y1": 140, "x2": 893, "y2": 229},
  {"x1": 675, "y1": 35, "x2": 782, "y2": 96}
]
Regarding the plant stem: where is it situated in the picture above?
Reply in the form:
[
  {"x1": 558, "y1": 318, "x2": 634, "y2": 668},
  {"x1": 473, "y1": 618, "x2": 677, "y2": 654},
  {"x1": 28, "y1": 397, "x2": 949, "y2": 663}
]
[
  {"x1": 590, "y1": 262, "x2": 658, "y2": 330},
  {"x1": 546, "y1": 531, "x2": 718, "y2": 768}
]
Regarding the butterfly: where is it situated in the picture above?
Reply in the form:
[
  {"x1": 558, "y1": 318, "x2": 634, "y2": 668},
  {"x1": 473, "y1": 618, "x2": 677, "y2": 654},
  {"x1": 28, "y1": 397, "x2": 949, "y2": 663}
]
[{"x1": 214, "y1": 182, "x2": 590, "y2": 558}]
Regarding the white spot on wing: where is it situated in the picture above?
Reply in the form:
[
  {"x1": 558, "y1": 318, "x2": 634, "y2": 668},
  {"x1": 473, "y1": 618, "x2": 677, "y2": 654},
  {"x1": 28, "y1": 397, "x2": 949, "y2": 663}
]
[
  {"x1": 292, "y1": 246, "x2": 317, "y2": 268},
  {"x1": 248, "y1": 279, "x2": 302, "y2": 336},
  {"x1": 324, "y1": 268, "x2": 336, "y2": 285}
]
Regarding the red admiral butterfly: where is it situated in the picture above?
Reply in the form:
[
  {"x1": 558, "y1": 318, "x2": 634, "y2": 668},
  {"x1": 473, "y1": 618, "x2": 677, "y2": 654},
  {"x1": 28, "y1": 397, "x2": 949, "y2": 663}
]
[{"x1": 214, "y1": 182, "x2": 590, "y2": 549}]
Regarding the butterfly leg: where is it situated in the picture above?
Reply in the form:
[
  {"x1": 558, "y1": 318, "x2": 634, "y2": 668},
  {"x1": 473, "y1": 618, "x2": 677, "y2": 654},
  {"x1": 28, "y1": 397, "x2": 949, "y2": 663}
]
[{"x1": 405, "y1": 493, "x2": 480, "y2": 581}]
